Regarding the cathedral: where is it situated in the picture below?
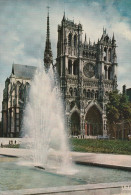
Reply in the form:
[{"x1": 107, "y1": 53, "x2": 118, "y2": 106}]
[{"x1": 1, "y1": 12, "x2": 118, "y2": 138}]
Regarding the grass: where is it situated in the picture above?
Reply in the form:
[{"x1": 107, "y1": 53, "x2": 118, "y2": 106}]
[
  {"x1": 69, "y1": 138, "x2": 131, "y2": 155},
  {"x1": 1, "y1": 144, "x2": 20, "y2": 148},
  {"x1": 1, "y1": 139, "x2": 131, "y2": 155}
]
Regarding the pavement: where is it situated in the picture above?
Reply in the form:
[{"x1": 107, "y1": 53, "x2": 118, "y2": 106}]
[
  {"x1": 0, "y1": 148, "x2": 131, "y2": 171},
  {"x1": 0, "y1": 148, "x2": 131, "y2": 195},
  {"x1": 1, "y1": 182, "x2": 131, "y2": 195},
  {"x1": 71, "y1": 152, "x2": 131, "y2": 171},
  {"x1": 0, "y1": 148, "x2": 30, "y2": 157}
]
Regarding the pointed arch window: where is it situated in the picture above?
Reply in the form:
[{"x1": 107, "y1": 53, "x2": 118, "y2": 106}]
[
  {"x1": 68, "y1": 60, "x2": 72, "y2": 74},
  {"x1": 74, "y1": 88, "x2": 78, "y2": 96},
  {"x1": 108, "y1": 48, "x2": 111, "y2": 62},
  {"x1": 104, "y1": 65, "x2": 107, "y2": 79},
  {"x1": 104, "y1": 47, "x2": 107, "y2": 61},
  {"x1": 104, "y1": 36, "x2": 109, "y2": 42},
  {"x1": 19, "y1": 84, "x2": 24, "y2": 104},
  {"x1": 68, "y1": 33, "x2": 72, "y2": 47},
  {"x1": 73, "y1": 60, "x2": 79, "y2": 75},
  {"x1": 87, "y1": 90, "x2": 90, "y2": 99},
  {"x1": 83, "y1": 89, "x2": 86, "y2": 97},
  {"x1": 74, "y1": 34, "x2": 77, "y2": 47},
  {"x1": 95, "y1": 91, "x2": 98, "y2": 99},
  {"x1": 91, "y1": 90, "x2": 94, "y2": 99},
  {"x1": 105, "y1": 91, "x2": 108, "y2": 97},
  {"x1": 69, "y1": 87, "x2": 73, "y2": 96},
  {"x1": 108, "y1": 67, "x2": 112, "y2": 80}
]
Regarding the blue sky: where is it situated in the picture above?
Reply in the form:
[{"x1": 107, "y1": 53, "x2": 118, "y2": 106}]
[{"x1": 0, "y1": 0, "x2": 131, "y2": 116}]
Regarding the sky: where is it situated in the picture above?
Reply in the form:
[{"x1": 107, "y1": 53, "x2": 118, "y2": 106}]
[{"x1": 0, "y1": 0, "x2": 131, "y2": 118}]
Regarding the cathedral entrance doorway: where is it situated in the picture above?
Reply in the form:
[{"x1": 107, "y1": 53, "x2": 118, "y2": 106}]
[
  {"x1": 85, "y1": 106, "x2": 103, "y2": 136},
  {"x1": 70, "y1": 112, "x2": 80, "y2": 135}
]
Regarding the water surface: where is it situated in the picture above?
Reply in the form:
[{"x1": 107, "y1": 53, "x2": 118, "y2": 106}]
[{"x1": 0, "y1": 156, "x2": 131, "y2": 191}]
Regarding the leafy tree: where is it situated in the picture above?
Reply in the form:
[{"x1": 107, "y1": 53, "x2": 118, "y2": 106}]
[{"x1": 106, "y1": 90, "x2": 131, "y2": 139}]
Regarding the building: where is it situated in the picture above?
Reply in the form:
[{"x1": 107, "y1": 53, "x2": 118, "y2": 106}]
[
  {"x1": 127, "y1": 88, "x2": 131, "y2": 102},
  {"x1": 56, "y1": 14, "x2": 118, "y2": 137},
  {"x1": 2, "y1": 64, "x2": 36, "y2": 137},
  {"x1": 1, "y1": 12, "x2": 118, "y2": 137},
  {"x1": 123, "y1": 85, "x2": 131, "y2": 102}
]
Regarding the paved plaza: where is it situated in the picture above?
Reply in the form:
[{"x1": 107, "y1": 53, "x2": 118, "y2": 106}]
[
  {"x1": 0, "y1": 148, "x2": 131, "y2": 194},
  {"x1": 71, "y1": 152, "x2": 131, "y2": 170},
  {"x1": 1, "y1": 148, "x2": 131, "y2": 170}
]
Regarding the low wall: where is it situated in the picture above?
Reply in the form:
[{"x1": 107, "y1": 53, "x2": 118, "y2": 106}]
[
  {"x1": 0, "y1": 182, "x2": 131, "y2": 195},
  {"x1": 0, "y1": 148, "x2": 30, "y2": 157},
  {"x1": 71, "y1": 135, "x2": 97, "y2": 139},
  {"x1": 0, "y1": 138, "x2": 30, "y2": 145},
  {"x1": 0, "y1": 138, "x2": 23, "y2": 145}
]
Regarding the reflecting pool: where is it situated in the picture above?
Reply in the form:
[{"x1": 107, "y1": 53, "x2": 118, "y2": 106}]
[{"x1": 0, "y1": 156, "x2": 131, "y2": 191}]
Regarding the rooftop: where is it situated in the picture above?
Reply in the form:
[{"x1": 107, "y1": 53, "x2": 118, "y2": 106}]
[{"x1": 12, "y1": 64, "x2": 37, "y2": 79}]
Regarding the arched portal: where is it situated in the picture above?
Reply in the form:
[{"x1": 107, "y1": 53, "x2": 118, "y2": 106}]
[
  {"x1": 70, "y1": 112, "x2": 80, "y2": 135},
  {"x1": 85, "y1": 106, "x2": 103, "y2": 136}
]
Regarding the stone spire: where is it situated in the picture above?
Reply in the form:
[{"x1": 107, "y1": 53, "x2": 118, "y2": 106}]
[
  {"x1": 89, "y1": 38, "x2": 91, "y2": 45},
  {"x1": 103, "y1": 27, "x2": 106, "y2": 35},
  {"x1": 112, "y1": 32, "x2": 116, "y2": 46},
  {"x1": 112, "y1": 32, "x2": 115, "y2": 41},
  {"x1": 44, "y1": 7, "x2": 53, "y2": 69},
  {"x1": 63, "y1": 11, "x2": 65, "y2": 20},
  {"x1": 84, "y1": 33, "x2": 87, "y2": 46},
  {"x1": 85, "y1": 33, "x2": 87, "y2": 42}
]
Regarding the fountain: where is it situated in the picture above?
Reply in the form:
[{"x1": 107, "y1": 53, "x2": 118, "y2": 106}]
[
  {"x1": 22, "y1": 66, "x2": 73, "y2": 174},
  {"x1": 0, "y1": 9, "x2": 131, "y2": 194},
  {"x1": 1, "y1": 68, "x2": 131, "y2": 191}
]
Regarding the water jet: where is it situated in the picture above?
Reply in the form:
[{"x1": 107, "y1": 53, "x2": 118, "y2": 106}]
[{"x1": 22, "y1": 66, "x2": 74, "y2": 174}]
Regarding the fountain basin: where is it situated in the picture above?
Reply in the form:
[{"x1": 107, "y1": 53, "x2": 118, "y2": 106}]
[{"x1": 0, "y1": 155, "x2": 131, "y2": 193}]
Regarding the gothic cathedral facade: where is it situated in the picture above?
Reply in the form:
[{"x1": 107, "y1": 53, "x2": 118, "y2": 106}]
[{"x1": 56, "y1": 15, "x2": 118, "y2": 137}]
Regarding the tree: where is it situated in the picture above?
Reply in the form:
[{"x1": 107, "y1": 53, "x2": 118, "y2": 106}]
[{"x1": 106, "y1": 90, "x2": 131, "y2": 139}]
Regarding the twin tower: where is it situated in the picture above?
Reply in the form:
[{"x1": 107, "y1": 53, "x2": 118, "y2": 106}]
[{"x1": 44, "y1": 11, "x2": 118, "y2": 137}]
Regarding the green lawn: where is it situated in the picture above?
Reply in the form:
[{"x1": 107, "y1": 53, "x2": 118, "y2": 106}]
[
  {"x1": 1, "y1": 144, "x2": 20, "y2": 148},
  {"x1": 69, "y1": 138, "x2": 131, "y2": 155},
  {"x1": 2, "y1": 139, "x2": 131, "y2": 155}
]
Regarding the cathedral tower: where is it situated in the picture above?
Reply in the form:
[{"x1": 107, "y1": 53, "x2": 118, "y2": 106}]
[
  {"x1": 56, "y1": 15, "x2": 118, "y2": 137},
  {"x1": 44, "y1": 8, "x2": 53, "y2": 69}
]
